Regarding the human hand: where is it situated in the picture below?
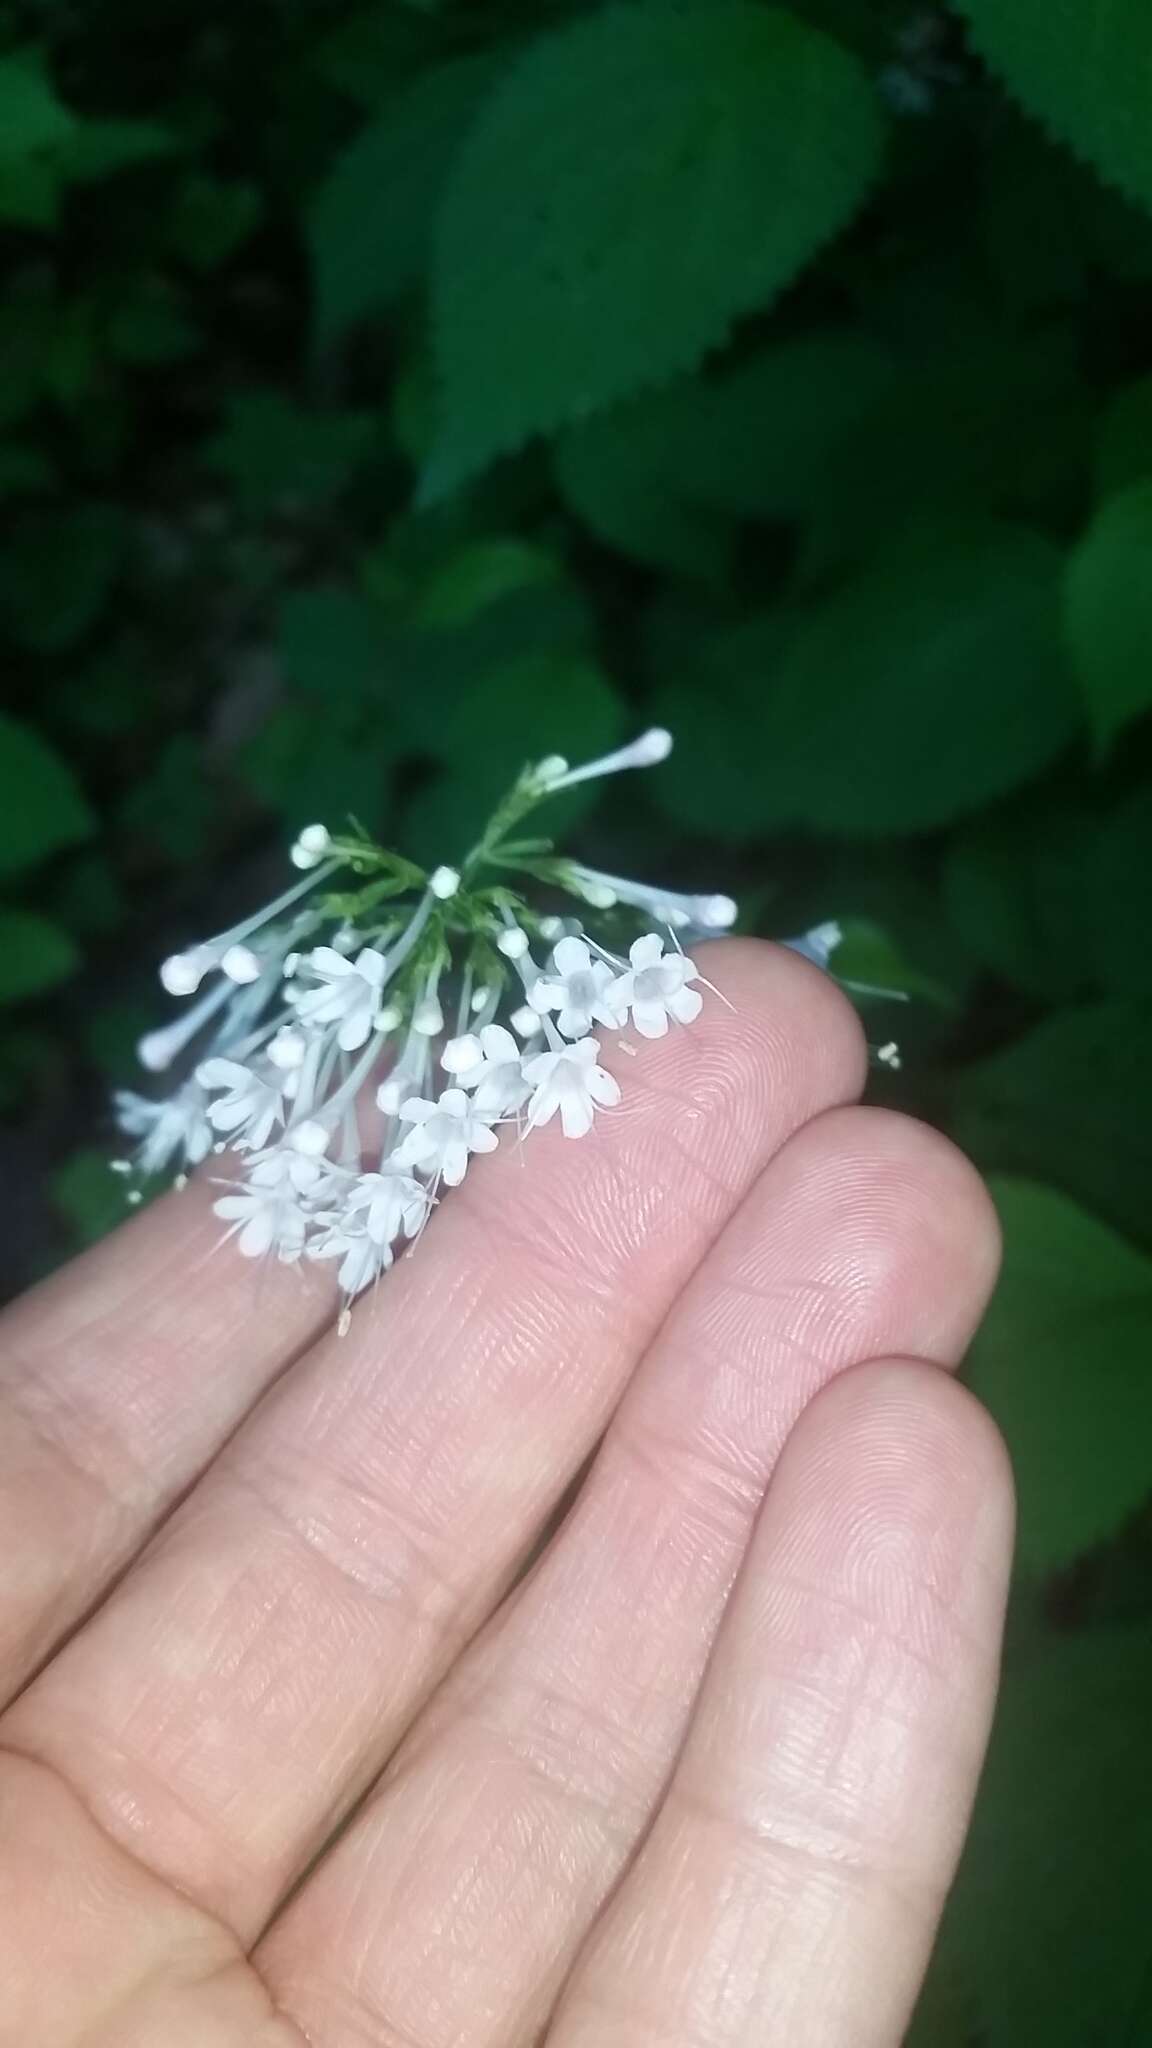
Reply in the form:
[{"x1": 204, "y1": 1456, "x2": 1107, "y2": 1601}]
[{"x1": 0, "y1": 942, "x2": 1011, "y2": 2047}]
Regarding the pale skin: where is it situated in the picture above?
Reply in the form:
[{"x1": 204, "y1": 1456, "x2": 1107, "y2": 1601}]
[{"x1": 0, "y1": 941, "x2": 1013, "y2": 2047}]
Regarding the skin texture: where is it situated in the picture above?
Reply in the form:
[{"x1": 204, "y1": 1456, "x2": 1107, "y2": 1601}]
[{"x1": 0, "y1": 941, "x2": 1013, "y2": 2047}]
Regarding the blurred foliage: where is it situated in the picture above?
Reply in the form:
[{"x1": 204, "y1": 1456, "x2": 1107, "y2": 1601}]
[{"x1": 1, "y1": 1, "x2": 1150, "y2": 2036}]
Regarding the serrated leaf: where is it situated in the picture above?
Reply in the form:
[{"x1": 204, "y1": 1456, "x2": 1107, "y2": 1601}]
[
  {"x1": 0, "y1": 714, "x2": 94, "y2": 877},
  {"x1": 966, "y1": 1178, "x2": 1152, "y2": 1568},
  {"x1": 938, "y1": 1626, "x2": 1152, "y2": 2046},
  {"x1": 748, "y1": 521, "x2": 1080, "y2": 835},
  {"x1": 310, "y1": 56, "x2": 495, "y2": 343},
  {"x1": 955, "y1": 1003, "x2": 1152, "y2": 1252},
  {"x1": 1065, "y1": 482, "x2": 1152, "y2": 752},
  {"x1": 956, "y1": 0, "x2": 1152, "y2": 217},
  {"x1": 425, "y1": 3, "x2": 883, "y2": 496},
  {"x1": 0, "y1": 910, "x2": 79, "y2": 1003}
]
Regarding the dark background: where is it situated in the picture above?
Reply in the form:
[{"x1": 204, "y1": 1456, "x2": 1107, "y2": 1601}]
[{"x1": 1, "y1": 2, "x2": 1150, "y2": 2038}]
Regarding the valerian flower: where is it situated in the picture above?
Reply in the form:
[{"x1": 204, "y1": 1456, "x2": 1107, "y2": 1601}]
[
  {"x1": 528, "y1": 936, "x2": 620, "y2": 1039},
  {"x1": 523, "y1": 1037, "x2": 622, "y2": 1140},
  {"x1": 117, "y1": 726, "x2": 871, "y2": 1331},
  {"x1": 608, "y1": 934, "x2": 703, "y2": 1039},
  {"x1": 394, "y1": 1089, "x2": 500, "y2": 1186}
]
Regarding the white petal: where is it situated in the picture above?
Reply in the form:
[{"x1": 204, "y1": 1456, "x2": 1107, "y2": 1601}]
[
  {"x1": 630, "y1": 932, "x2": 665, "y2": 969},
  {"x1": 237, "y1": 1210, "x2": 275, "y2": 1257},
  {"x1": 479, "y1": 1024, "x2": 519, "y2": 1063},
  {"x1": 442, "y1": 1033, "x2": 482, "y2": 1075},
  {"x1": 558, "y1": 1085, "x2": 594, "y2": 1139},
  {"x1": 587, "y1": 1066, "x2": 622, "y2": 1108},
  {"x1": 631, "y1": 999, "x2": 670, "y2": 1040},
  {"x1": 467, "y1": 1124, "x2": 500, "y2": 1155},
  {"x1": 308, "y1": 946, "x2": 354, "y2": 978},
  {"x1": 398, "y1": 1097, "x2": 437, "y2": 1125},
  {"x1": 553, "y1": 935, "x2": 592, "y2": 976},
  {"x1": 337, "y1": 1007, "x2": 373, "y2": 1053},
  {"x1": 667, "y1": 984, "x2": 704, "y2": 1024}
]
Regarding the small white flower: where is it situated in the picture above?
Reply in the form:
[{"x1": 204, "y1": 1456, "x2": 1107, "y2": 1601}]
[
  {"x1": 442, "y1": 1025, "x2": 530, "y2": 1117},
  {"x1": 114, "y1": 1081, "x2": 212, "y2": 1176},
  {"x1": 245, "y1": 1145, "x2": 327, "y2": 1195},
  {"x1": 345, "y1": 1166, "x2": 429, "y2": 1246},
  {"x1": 196, "y1": 1057, "x2": 287, "y2": 1151},
  {"x1": 290, "y1": 945, "x2": 389, "y2": 1051},
  {"x1": 523, "y1": 1036, "x2": 621, "y2": 1139},
  {"x1": 308, "y1": 1217, "x2": 387, "y2": 1297},
  {"x1": 394, "y1": 1088, "x2": 499, "y2": 1186},
  {"x1": 529, "y1": 935, "x2": 619, "y2": 1039},
  {"x1": 608, "y1": 933, "x2": 703, "y2": 1039},
  {"x1": 213, "y1": 1177, "x2": 310, "y2": 1261}
]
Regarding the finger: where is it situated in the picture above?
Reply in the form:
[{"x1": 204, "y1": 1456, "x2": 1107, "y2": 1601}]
[
  {"x1": 1, "y1": 942, "x2": 865, "y2": 1942},
  {"x1": 549, "y1": 1363, "x2": 1014, "y2": 2048},
  {"x1": 258, "y1": 1108, "x2": 1000, "y2": 2048},
  {"x1": 0, "y1": 1190, "x2": 334, "y2": 1702}
]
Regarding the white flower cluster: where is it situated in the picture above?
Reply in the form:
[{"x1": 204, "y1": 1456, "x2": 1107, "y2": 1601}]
[
  {"x1": 115, "y1": 730, "x2": 807, "y2": 1328},
  {"x1": 116, "y1": 727, "x2": 855, "y2": 1328}
]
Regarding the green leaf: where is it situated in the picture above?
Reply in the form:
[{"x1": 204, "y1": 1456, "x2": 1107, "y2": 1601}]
[
  {"x1": 0, "y1": 50, "x2": 76, "y2": 157},
  {"x1": 411, "y1": 538, "x2": 561, "y2": 627},
  {"x1": 425, "y1": 3, "x2": 883, "y2": 495},
  {"x1": 278, "y1": 585, "x2": 390, "y2": 699},
  {"x1": 0, "y1": 910, "x2": 79, "y2": 1003},
  {"x1": 0, "y1": 714, "x2": 94, "y2": 877},
  {"x1": 207, "y1": 395, "x2": 377, "y2": 513},
  {"x1": 240, "y1": 702, "x2": 394, "y2": 836},
  {"x1": 59, "y1": 118, "x2": 177, "y2": 182},
  {"x1": 954, "y1": 1003, "x2": 1152, "y2": 1252},
  {"x1": 967, "y1": 1179, "x2": 1152, "y2": 1569},
  {"x1": 749, "y1": 521, "x2": 1080, "y2": 835},
  {"x1": 938, "y1": 1626, "x2": 1152, "y2": 2046},
  {"x1": 402, "y1": 652, "x2": 623, "y2": 861},
  {"x1": 555, "y1": 331, "x2": 894, "y2": 581},
  {"x1": 310, "y1": 56, "x2": 496, "y2": 343},
  {"x1": 167, "y1": 175, "x2": 262, "y2": 271},
  {"x1": 955, "y1": 0, "x2": 1152, "y2": 217},
  {"x1": 0, "y1": 501, "x2": 125, "y2": 651},
  {"x1": 647, "y1": 614, "x2": 795, "y2": 841},
  {"x1": 1094, "y1": 372, "x2": 1152, "y2": 497},
  {"x1": 1065, "y1": 482, "x2": 1152, "y2": 752}
]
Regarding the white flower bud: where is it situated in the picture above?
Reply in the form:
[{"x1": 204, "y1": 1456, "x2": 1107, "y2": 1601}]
[
  {"x1": 497, "y1": 926, "x2": 529, "y2": 959},
  {"x1": 412, "y1": 997, "x2": 445, "y2": 1036},
  {"x1": 267, "y1": 1027, "x2": 306, "y2": 1070},
  {"x1": 429, "y1": 865, "x2": 461, "y2": 900},
  {"x1": 287, "y1": 1119, "x2": 330, "y2": 1156},
  {"x1": 510, "y1": 1004, "x2": 543, "y2": 1038},
  {"x1": 221, "y1": 943, "x2": 262, "y2": 984},
  {"x1": 160, "y1": 948, "x2": 210, "y2": 996},
  {"x1": 290, "y1": 823, "x2": 331, "y2": 870}
]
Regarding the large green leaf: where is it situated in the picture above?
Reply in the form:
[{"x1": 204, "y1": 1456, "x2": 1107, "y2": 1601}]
[
  {"x1": 310, "y1": 56, "x2": 495, "y2": 343},
  {"x1": 425, "y1": 3, "x2": 883, "y2": 495},
  {"x1": 956, "y1": 0, "x2": 1152, "y2": 216},
  {"x1": 0, "y1": 910, "x2": 79, "y2": 1003},
  {"x1": 0, "y1": 714, "x2": 94, "y2": 877},
  {"x1": 1065, "y1": 482, "x2": 1152, "y2": 751},
  {"x1": 955, "y1": 1003, "x2": 1152, "y2": 1251},
  {"x1": 937, "y1": 1626, "x2": 1152, "y2": 2046},
  {"x1": 554, "y1": 331, "x2": 895, "y2": 581},
  {"x1": 967, "y1": 1178, "x2": 1152, "y2": 1569},
  {"x1": 745, "y1": 521, "x2": 1080, "y2": 835}
]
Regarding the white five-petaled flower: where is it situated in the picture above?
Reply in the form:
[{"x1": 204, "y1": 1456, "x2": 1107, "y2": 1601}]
[
  {"x1": 114, "y1": 1081, "x2": 213, "y2": 1176},
  {"x1": 344, "y1": 1166, "x2": 430, "y2": 1247},
  {"x1": 213, "y1": 1178, "x2": 311, "y2": 1262},
  {"x1": 307, "y1": 1216, "x2": 388, "y2": 1298},
  {"x1": 522, "y1": 1036, "x2": 621, "y2": 1140},
  {"x1": 529, "y1": 936, "x2": 620, "y2": 1039},
  {"x1": 290, "y1": 945, "x2": 389, "y2": 1051},
  {"x1": 608, "y1": 934, "x2": 703, "y2": 1039},
  {"x1": 196, "y1": 1058, "x2": 288, "y2": 1151},
  {"x1": 441, "y1": 1025, "x2": 531, "y2": 1118},
  {"x1": 394, "y1": 1088, "x2": 499, "y2": 1186}
]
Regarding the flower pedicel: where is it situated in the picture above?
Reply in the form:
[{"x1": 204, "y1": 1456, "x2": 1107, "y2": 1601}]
[{"x1": 115, "y1": 730, "x2": 844, "y2": 1330}]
